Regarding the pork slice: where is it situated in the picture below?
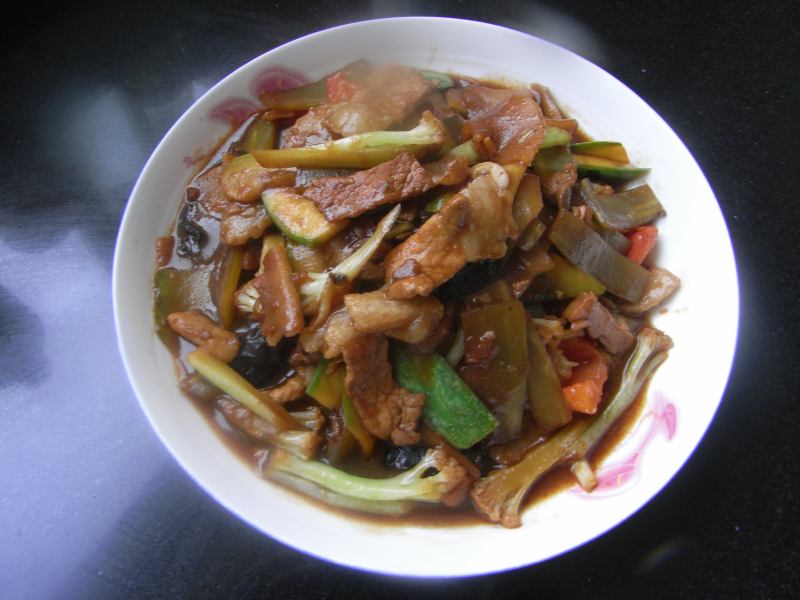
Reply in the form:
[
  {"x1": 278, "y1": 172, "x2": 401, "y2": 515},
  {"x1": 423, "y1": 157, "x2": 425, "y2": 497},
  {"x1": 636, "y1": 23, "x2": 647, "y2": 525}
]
[
  {"x1": 341, "y1": 333, "x2": 424, "y2": 445},
  {"x1": 344, "y1": 289, "x2": 444, "y2": 344},
  {"x1": 458, "y1": 86, "x2": 546, "y2": 165},
  {"x1": 541, "y1": 160, "x2": 577, "y2": 209},
  {"x1": 384, "y1": 163, "x2": 514, "y2": 299},
  {"x1": 282, "y1": 105, "x2": 335, "y2": 148},
  {"x1": 563, "y1": 292, "x2": 635, "y2": 354},
  {"x1": 303, "y1": 153, "x2": 431, "y2": 221},
  {"x1": 220, "y1": 201, "x2": 271, "y2": 246}
]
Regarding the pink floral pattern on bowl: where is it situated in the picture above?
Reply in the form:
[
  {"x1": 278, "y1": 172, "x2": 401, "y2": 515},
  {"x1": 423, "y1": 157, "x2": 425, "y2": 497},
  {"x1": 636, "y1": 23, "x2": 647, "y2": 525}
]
[
  {"x1": 208, "y1": 67, "x2": 310, "y2": 127},
  {"x1": 572, "y1": 392, "x2": 677, "y2": 498}
]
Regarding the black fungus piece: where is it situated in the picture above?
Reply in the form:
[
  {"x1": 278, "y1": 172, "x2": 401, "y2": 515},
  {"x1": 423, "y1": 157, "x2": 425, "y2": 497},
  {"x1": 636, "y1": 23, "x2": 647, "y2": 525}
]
[
  {"x1": 229, "y1": 322, "x2": 294, "y2": 389},
  {"x1": 463, "y1": 447, "x2": 495, "y2": 477},
  {"x1": 438, "y1": 256, "x2": 509, "y2": 299},
  {"x1": 176, "y1": 199, "x2": 207, "y2": 258},
  {"x1": 384, "y1": 445, "x2": 427, "y2": 471}
]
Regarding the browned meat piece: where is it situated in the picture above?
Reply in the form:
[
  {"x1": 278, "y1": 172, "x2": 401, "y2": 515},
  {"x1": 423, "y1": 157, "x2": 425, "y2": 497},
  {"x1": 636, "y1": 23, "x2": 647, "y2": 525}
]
[
  {"x1": 252, "y1": 244, "x2": 304, "y2": 346},
  {"x1": 541, "y1": 160, "x2": 577, "y2": 208},
  {"x1": 324, "y1": 64, "x2": 434, "y2": 136},
  {"x1": 221, "y1": 201, "x2": 272, "y2": 246},
  {"x1": 530, "y1": 84, "x2": 564, "y2": 119},
  {"x1": 216, "y1": 396, "x2": 282, "y2": 445},
  {"x1": 384, "y1": 163, "x2": 515, "y2": 299},
  {"x1": 321, "y1": 308, "x2": 361, "y2": 358},
  {"x1": 617, "y1": 267, "x2": 681, "y2": 314},
  {"x1": 220, "y1": 165, "x2": 295, "y2": 203},
  {"x1": 423, "y1": 153, "x2": 470, "y2": 186},
  {"x1": 191, "y1": 164, "x2": 229, "y2": 216},
  {"x1": 281, "y1": 105, "x2": 335, "y2": 148},
  {"x1": 265, "y1": 372, "x2": 307, "y2": 404},
  {"x1": 343, "y1": 290, "x2": 444, "y2": 344},
  {"x1": 456, "y1": 86, "x2": 545, "y2": 165},
  {"x1": 340, "y1": 333, "x2": 424, "y2": 445},
  {"x1": 303, "y1": 153, "x2": 431, "y2": 221},
  {"x1": 155, "y1": 236, "x2": 174, "y2": 267},
  {"x1": 563, "y1": 292, "x2": 635, "y2": 354},
  {"x1": 304, "y1": 152, "x2": 470, "y2": 222},
  {"x1": 166, "y1": 310, "x2": 240, "y2": 362}
]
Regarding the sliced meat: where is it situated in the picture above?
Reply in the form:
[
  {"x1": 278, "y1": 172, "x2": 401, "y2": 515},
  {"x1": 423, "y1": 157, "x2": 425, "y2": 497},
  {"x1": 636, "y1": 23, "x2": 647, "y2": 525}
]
[
  {"x1": 617, "y1": 267, "x2": 681, "y2": 314},
  {"x1": 321, "y1": 308, "x2": 361, "y2": 359},
  {"x1": 541, "y1": 160, "x2": 577, "y2": 209},
  {"x1": 344, "y1": 289, "x2": 444, "y2": 344},
  {"x1": 265, "y1": 372, "x2": 307, "y2": 404},
  {"x1": 456, "y1": 86, "x2": 546, "y2": 165},
  {"x1": 216, "y1": 396, "x2": 281, "y2": 445},
  {"x1": 324, "y1": 64, "x2": 434, "y2": 136},
  {"x1": 220, "y1": 165, "x2": 296, "y2": 203},
  {"x1": 221, "y1": 201, "x2": 272, "y2": 246},
  {"x1": 529, "y1": 84, "x2": 564, "y2": 119},
  {"x1": 303, "y1": 152, "x2": 469, "y2": 221},
  {"x1": 341, "y1": 332, "x2": 424, "y2": 445},
  {"x1": 303, "y1": 153, "x2": 429, "y2": 221},
  {"x1": 191, "y1": 164, "x2": 228, "y2": 216},
  {"x1": 166, "y1": 310, "x2": 240, "y2": 362},
  {"x1": 281, "y1": 105, "x2": 335, "y2": 148},
  {"x1": 384, "y1": 163, "x2": 515, "y2": 299},
  {"x1": 563, "y1": 292, "x2": 635, "y2": 355},
  {"x1": 252, "y1": 244, "x2": 304, "y2": 346}
]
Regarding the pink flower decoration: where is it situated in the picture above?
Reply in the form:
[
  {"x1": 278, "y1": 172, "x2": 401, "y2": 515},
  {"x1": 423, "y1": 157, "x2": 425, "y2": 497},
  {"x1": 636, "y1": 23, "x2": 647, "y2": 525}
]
[
  {"x1": 571, "y1": 392, "x2": 678, "y2": 498},
  {"x1": 209, "y1": 98, "x2": 260, "y2": 126},
  {"x1": 250, "y1": 67, "x2": 309, "y2": 96}
]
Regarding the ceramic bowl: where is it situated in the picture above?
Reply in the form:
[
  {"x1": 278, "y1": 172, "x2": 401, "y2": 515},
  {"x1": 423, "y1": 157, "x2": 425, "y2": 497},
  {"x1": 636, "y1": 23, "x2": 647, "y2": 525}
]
[{"x1": 113, "y1": 17, "x2": 738, "y2": 577}]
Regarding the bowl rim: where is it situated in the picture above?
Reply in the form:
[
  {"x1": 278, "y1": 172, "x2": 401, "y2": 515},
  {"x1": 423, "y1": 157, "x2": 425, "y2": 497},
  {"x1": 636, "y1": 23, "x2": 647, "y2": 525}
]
[{"x1": 112, "y1": 15, "x2": 739, "y2": 577}]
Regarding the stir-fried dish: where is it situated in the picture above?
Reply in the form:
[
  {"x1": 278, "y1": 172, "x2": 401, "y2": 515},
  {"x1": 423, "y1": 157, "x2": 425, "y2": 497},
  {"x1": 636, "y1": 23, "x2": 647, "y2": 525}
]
[{"x1": 154, "y1": 61, "x2": 680, "y2": 527}]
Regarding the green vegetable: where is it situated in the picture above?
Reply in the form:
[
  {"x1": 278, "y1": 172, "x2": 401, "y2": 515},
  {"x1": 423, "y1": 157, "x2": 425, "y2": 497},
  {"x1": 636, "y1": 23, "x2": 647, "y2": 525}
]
[
  {"x1": 470, "y1": 418, "x2": 589, "y2": 528},
  {"x1": 526, "y1": 318, "x2": 572, "y2": 432},
  {"x1": 260, "y1": 80, "x2": 328, "y2": 111},
  {"x1": 265, "y1": 447, "x2": 470, "y2": 504},
  {"x1": 394, "y1": 350, "x2": 498, "y2": 449},
  {"x1": 262, "y1": 189, "x2": 349, "y2": 246},
  {"x1": 424, "y1": 190, "x2": 454, "y2": 214},
  {"x1": 540, "y1": 126, "x2": 572, "y2": 149},
  {"x1": 548, "y1": 210, "x2": 649, "y2": 302},
  {"x1": 186, "y1": 349, "x2": 320, "y2": 459},
  {"x1": 512, "y1": 174, "x2": 543, "y2": 233},
  {"x1": 299, "y1": 204, "x2": 400, "y2": 312},
  {"x1": 342, "y1": 387, "x2": 375, "y2": 455},
  {"x1": 306, "y1": 358, "x2": 344, "y2": 410},
  {"x1": 252, "y1": 112, "x2": 446, "y2": 169},
  {"x1": 527, "y1": 253, "x2": 606, "y2": 301},
  {"x1": 579, "y1": 178, "x2": 665, "y2": 231},
  {"x1": 419, "y1": 69, "x2": 455, "y2": 89},
  {"x1": 572, "y1": 154, "x2": 649, "y2": 184},
  {"x1": 242, "y1": 116, "x2": 277, "y2": 152},
  {"x1": 268, "y1": 469, "x2": 414, "y2": 516},
  {"x1": 285, "y1": 239, "x2": 328, "y2": 273},
  {"x1": 570, "y1": 141, "x2": 629, "y2": 163},
  {"x1": 459, "y1": 300, "x2": 529, "y2": 442},
  {"x1": 533, "y1": 145, "x2": 571, "y2": 177},
  {"x1": 516, "y1": 219, "x2": 547, "y2": 252},
  {"x1": 567, "y1": 328, "x2": 673, "y2": 490},
  {"x1": 445, "y1": 139, "x2": 482, "y2": 164}
]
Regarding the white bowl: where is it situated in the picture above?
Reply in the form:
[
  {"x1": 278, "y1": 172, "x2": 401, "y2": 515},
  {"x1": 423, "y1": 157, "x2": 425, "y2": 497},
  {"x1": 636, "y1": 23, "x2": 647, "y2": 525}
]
[{"x1": 113, "y1": 17, "x2": 738, "y2": 577}]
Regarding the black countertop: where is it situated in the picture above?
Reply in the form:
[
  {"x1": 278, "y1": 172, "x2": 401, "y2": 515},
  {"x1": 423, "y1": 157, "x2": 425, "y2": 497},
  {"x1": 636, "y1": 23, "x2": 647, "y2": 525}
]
[{"x1": 1, "y1": 1, "x2": 796, "y2": 598}]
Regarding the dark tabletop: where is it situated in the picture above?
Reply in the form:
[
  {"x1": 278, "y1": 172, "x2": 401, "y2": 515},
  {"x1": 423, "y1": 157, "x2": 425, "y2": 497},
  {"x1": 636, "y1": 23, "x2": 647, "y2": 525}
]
[{"x1": 1, "y1": 1, "x2": 796, "y2": 598}]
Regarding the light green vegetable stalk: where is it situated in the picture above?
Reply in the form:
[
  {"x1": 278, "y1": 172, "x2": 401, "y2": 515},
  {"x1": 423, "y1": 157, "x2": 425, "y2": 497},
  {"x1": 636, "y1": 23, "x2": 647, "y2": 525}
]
[
  {"x1": 265, "y1": 447, "x2": 469, "y2": 505},
  {"x1": 568, "y1": 327, "x2": 673, "y2": 490},
  {"x1": 299, "y1": 204, "x2": 401, "y2": 312},
  {"x1": 252, "y1": 112, "x2": 447, "y2": 169}
]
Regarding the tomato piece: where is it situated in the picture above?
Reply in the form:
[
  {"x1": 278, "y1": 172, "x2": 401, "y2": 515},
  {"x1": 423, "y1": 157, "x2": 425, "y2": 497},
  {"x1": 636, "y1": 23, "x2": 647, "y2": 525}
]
[
  {"x1": 625, "y1": 225, "x2": 658, "y2": 265},
  {"x1": 560, "y1": 338, "x2": 609, "y2": 414}
]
